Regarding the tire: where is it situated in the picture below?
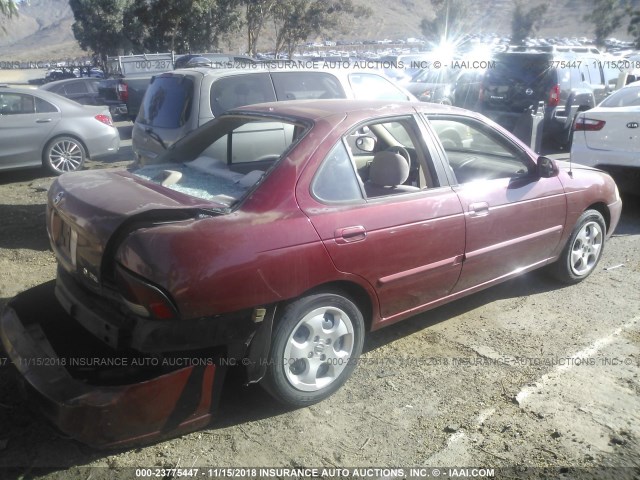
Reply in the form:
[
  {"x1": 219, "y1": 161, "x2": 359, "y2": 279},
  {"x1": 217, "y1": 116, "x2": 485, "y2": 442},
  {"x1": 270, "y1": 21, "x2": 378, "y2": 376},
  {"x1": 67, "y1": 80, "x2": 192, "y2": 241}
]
[
  {"x1": 43, "y1": 136, "x2": 86, "y2": 174},
  {"x1": 261, "y1": 292, "x2": 365, "y2": 407},
  {"x1": 549, "y1": 209, "x2": 606, "y2": 284}
]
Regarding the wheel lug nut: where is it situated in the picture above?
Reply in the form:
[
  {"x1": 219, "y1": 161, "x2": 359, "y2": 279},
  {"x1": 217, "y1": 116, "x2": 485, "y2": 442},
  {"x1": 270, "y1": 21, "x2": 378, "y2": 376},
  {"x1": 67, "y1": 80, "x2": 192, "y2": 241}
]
[
  {"x1": 320, "y1": 354, "x2": 326, "y2": 361},
  {"x1": 326, "y1": 339, "x2": 331, "y2": 345},
  {"x1": 314, "y1": 336, "x2": 320, "y2": 342},
  {"x1": 307, "y1": 352, "x2": 313, "y2": 358}
]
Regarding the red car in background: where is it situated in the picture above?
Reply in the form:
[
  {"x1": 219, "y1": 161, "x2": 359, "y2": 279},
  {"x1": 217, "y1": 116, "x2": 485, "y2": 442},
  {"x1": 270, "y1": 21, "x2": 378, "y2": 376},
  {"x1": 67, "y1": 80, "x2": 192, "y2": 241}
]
[{"x1": 1, "y1": 100, "x2": 622, "y2": 448}]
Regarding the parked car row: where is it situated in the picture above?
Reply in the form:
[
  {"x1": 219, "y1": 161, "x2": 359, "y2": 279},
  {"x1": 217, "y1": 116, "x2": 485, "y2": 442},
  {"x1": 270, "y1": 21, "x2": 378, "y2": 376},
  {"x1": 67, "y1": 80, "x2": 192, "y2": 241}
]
[
  {"x1": 2, "y1": 45, "x2": 639, "y2": 188},
  {"x1": 401, "y1": 47, "x2": 629, "y2": 151},
  {"x1": 479, "y1": 49, "x2": 624, "y2": 149}
]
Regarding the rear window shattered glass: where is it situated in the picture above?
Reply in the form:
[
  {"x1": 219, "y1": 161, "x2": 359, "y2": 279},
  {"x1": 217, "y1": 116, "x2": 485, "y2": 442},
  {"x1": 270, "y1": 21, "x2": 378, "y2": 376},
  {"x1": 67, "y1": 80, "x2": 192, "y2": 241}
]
[{"x1": 132, "y1": 161, "x2": 260, "y2": 206}]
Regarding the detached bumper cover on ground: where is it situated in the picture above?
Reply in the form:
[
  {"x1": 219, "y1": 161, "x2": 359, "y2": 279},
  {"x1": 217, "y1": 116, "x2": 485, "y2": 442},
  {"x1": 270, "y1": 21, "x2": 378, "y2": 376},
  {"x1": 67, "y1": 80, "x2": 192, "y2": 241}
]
[{"x1": 0, "y1": 282, "x2": 226, "y2": 449}]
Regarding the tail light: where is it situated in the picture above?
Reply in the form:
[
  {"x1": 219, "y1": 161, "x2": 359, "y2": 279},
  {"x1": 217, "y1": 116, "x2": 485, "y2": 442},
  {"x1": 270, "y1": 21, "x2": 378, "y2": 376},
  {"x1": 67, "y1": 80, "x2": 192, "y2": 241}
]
[
  {"x1": 115, "y1": 265, "x2": 178, "y2": 320},
  {"x1": 574, "y1": 117, "x2": 606, "y2": 131},
  {"x1": 548, "y1": 84, "x2": 560, "y2": 107},
  {"x1": 95, "y1": 114, "x2": 113, "y2": 126},
  {"x1": 117, "y1": 82, "x2": 129, "y2": 102}
]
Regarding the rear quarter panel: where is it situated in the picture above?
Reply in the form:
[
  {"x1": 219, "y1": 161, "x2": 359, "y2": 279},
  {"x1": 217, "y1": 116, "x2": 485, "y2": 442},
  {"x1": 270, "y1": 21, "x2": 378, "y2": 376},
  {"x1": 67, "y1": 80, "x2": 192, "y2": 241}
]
[{"x1": 116, "y1": 117, "x2": 353, "y2": 319}]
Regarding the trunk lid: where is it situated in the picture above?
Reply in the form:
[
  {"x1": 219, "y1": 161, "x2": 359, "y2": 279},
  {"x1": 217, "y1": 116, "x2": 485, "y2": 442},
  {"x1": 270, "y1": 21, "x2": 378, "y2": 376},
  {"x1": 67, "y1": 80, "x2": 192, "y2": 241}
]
[
  {"x1": 581, "y1": 107, "x2": 640, "y2": 153},
  {"x1": 47, "y1": 169, "x2": 223, "y2": 285}
]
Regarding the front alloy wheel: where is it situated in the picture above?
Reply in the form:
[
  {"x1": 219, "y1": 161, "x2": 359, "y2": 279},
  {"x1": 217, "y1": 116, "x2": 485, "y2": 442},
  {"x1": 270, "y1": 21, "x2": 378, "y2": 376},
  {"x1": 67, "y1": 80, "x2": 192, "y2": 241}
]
[
  {"x1": 550, "y1": 209, "x2": 606, "y2": 284},
  {"x1": 569, "y1": 220, "x2": 603, "y2": 276},
  {"x1": 262, "y1": 292, "x2": 365, "y2": 407}
]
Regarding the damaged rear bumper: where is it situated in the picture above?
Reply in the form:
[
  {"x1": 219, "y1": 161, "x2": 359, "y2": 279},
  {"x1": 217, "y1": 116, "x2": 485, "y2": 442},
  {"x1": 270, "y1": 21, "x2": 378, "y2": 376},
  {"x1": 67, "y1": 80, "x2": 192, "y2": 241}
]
[{"x1": 0, "y1": 282, "x2": 227, "y2": 449}]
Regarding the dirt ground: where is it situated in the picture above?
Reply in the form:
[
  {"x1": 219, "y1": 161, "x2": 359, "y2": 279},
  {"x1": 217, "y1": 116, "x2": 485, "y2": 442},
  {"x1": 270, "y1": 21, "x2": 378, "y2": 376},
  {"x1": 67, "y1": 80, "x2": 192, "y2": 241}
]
[{"x1": 0, "y1": 132, "x2": 639, "y2": 480}]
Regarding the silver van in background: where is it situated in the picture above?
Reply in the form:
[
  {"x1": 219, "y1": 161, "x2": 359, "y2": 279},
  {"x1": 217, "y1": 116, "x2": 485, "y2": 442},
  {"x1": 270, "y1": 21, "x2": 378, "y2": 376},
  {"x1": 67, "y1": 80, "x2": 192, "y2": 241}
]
[{"x1": 132, "y1": 67, "x2": 415, "y2": 165}]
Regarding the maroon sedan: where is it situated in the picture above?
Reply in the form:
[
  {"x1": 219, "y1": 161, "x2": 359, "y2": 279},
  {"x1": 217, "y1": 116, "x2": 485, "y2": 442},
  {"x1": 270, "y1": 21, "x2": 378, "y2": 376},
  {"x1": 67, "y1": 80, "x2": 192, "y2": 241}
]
[{"x1": 1, "y1": 100, "x2": 622, "y2": 447}]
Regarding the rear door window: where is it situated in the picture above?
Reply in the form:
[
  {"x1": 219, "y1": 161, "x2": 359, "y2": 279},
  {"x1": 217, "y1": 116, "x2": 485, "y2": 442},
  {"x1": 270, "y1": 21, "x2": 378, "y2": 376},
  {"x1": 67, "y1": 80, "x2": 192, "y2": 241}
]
[
  {"x1": 137, "y1": 75, "x2": 194, "y2": 128},
  {"x1": 0, "y1": 93, "x2": 35, "y2": 115},
  {"x1": 271, "y1": 72, "x2": 346, "y2": 100},
  {"x1": 210, "y1": 73, "x2": 276, "y2": 116}
]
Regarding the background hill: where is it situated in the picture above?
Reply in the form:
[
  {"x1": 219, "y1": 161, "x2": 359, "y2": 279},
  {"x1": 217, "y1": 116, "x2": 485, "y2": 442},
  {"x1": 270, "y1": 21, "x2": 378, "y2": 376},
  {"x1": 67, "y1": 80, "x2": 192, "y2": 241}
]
[{"x1": 0, "y1": 0, "x2": 636, "y2": 62}]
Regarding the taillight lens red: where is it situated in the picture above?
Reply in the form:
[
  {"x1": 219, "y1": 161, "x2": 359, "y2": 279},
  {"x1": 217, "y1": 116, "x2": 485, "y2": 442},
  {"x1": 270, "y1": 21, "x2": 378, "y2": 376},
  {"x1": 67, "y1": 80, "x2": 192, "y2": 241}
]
[
  {"x1": 548, "y1": 84, "x2": 560, "y2": 107},
  {"x1": 117, "y1": 82, "x2": 129, "y2": 102},
  {"x1": 574, "y1": 118, "x2": 606, "y2": 131},
  {"x1": 115, "y1": 265, "x2": 178, "y2": 320},
  {"x1": 95, "y1": 114, "x2": 113, "y2": 126}
]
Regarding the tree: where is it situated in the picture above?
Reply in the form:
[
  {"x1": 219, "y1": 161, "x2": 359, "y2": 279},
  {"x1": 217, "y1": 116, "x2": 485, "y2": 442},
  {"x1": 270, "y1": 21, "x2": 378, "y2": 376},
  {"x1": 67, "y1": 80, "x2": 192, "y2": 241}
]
[
  {"x1": 69, "y1": 0, "x2": 132, "y2": 68},
  {"x1": 511, "y1": 1, "x2": 549, "y2": 45},
  {"x1": 420, "y1": 0, "x2": 470, "y2": 46},
  {"x1": 245, "y1": 0, "x2": 277, "y2": 57},
  {"x1": 71, "y1": 0, "x2": 242, "y2": 67},
  {"x1": 0, "y1": 0, "x2": 19, "y2": 34},
  {"x1": 0, "y1": 0, "x2": 17, "y2": 16},
  {"x1": 583, "y1": 0, "x2": 628, "y2": 47},
  {"x1": 272, "y1": 0, "x2": 370, "y2": 58},
  {"x1": 628, "y1": 6, "x2": 640, "y2": 49},
  {"x1": 124, "y1": 0, "x2": 241, "y2": 53}
]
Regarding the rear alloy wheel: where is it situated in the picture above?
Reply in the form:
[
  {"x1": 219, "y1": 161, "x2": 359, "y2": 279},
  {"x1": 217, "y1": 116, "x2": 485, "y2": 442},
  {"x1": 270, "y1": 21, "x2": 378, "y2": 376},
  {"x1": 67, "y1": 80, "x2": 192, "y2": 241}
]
[
  {"x1": 43, "y1": 136, "x2": 86, "y2": 175},
  {"x1": 550, "y1": 209, "x2": 606, "y2": 284},
  {"x1": 262, "y1": 292, "x2": 364, "y2": 407}
]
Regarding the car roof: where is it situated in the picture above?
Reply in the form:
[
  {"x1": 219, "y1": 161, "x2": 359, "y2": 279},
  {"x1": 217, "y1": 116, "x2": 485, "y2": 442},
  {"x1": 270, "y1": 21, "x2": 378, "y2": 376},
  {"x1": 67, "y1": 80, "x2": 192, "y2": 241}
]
[
  {"x1": 164, "y1": 66, "x2": 392, "y2": 80},
  {"x1": 228, "y1": 98, "x2": 473, "y2": 122},
  {"x1": 0, "y1": 86, "x2": 84, "y2": 108}
]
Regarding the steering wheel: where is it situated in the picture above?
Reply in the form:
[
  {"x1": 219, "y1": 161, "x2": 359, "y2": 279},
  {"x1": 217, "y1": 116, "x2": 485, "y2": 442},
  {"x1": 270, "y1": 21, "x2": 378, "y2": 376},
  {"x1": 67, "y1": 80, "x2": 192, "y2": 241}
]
[{"x1": 385, "y1": 146, "x2": 411, "y2": 165}]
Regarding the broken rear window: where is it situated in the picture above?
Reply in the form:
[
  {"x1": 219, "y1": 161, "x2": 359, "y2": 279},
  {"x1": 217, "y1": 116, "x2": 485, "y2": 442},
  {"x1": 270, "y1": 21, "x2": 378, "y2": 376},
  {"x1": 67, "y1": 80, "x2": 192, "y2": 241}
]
[{"x1": 131, "y1": 116, "x2": 308, "y2": 206}]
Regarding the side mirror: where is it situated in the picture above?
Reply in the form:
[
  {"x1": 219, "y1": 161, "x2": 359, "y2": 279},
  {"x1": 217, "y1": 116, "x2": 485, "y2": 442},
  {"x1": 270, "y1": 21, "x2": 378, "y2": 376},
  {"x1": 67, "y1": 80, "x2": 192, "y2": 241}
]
[
  {"x1": 537, "y1": 156, "x2": 558, "y2": 178},
  {"x1": 355, "y1": 136, "x2": 376, "y2": 153}
]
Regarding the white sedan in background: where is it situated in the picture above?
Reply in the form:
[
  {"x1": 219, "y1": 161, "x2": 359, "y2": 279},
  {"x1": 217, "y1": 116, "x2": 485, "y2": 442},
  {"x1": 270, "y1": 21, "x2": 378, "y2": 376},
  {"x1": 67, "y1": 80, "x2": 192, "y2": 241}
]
[{"x1": 571, "y1": 81, "x2": 640, "y2": 190}]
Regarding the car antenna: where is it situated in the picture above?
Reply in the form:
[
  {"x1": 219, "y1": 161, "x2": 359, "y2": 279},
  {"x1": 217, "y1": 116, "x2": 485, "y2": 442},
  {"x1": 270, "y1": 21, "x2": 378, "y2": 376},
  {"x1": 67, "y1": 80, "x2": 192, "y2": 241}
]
[{"x1": 568, "y1": 153, "x2": 573, "y2": 178}]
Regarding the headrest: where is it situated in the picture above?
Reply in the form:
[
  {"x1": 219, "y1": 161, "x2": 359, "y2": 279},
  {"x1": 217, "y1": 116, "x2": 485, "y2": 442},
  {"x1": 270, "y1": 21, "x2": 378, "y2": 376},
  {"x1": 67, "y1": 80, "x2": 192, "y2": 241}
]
[{"x1": 369, "y1": 151, "x2": 409, "y2": 186}]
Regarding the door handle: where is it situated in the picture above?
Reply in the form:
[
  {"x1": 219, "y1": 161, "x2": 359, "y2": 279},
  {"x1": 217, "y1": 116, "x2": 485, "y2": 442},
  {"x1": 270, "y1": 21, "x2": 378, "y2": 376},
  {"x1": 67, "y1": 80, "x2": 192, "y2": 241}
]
[
  {"x1": 335, "y1": 226, "x2": 366, "y2": 244},
  {"x1": 36, "y1": 119, "x2": 52, "y2": 123},
  {"x1": 468, "y1": 202, "x2": 489, "y2": 217}
]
